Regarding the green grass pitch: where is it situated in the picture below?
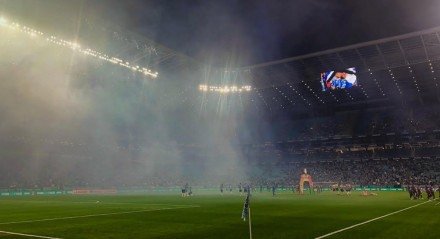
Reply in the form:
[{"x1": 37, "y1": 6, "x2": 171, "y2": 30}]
[{"x1": 0, "y1": 191, "x2": 438, "y2": 238}]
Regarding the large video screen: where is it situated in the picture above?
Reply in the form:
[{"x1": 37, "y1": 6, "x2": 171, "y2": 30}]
[{"x1": 321, "y1": 67, "x2": 357, "y2": 91}]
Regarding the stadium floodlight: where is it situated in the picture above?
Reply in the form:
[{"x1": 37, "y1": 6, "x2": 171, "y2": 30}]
[
  {"x1": 199, "y1": 85, "x2": 208, "y2": 91},
  {"x1": 198, "y1": 84, "x2": 252, "y2": 93},
  {"x1": 1, "y1": 15, "x2": 158, "y2": 79}
]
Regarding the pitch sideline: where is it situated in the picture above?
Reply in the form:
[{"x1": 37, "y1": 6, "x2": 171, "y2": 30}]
[
  {"x1": 6, "y1": 200, "x2": 199, "y2": 207},
  {"x1": 0, "y1": 205, "x2": 199, "y2": 226},
  {"x1": 315, "y1": 199, "x2": 436, "y2": 239},
  {"x1": 0, "y1": 230, "x2": 62, "y2": 239}
]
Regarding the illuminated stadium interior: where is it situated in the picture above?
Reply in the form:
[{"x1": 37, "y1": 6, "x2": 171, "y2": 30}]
[{"x1": 0, "y1": 1, "x2": 439, "y2": 239}]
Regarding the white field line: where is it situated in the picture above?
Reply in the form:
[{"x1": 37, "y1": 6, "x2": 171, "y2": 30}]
[
  {"x1": 315, "y1": 199, "x2": 435, "y2": 239},
  {"x1": 70, "y1": 202, "x2": 199, "y2": 207},
  {"x1": 0, "y1": 230, "x2": 62, "y2": 239},
  {"x1": 6, "y1": 200, "x2": 198, "y2": 207},
  {"x1": 0, "y1": 205, "x2": 199, "y2": 226}
]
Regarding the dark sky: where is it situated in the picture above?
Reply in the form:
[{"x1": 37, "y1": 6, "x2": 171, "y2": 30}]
[
  {"x1": 84, "y1": 0, "x2": 440, "y2": 66},
  {"x1": 4, "y1": 0, "x2": 440, "y2": 66}
]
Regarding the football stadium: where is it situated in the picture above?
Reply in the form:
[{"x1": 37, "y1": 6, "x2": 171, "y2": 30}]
[{"x1": 0, "y1": 1, "x2": 439, "y2": 238}]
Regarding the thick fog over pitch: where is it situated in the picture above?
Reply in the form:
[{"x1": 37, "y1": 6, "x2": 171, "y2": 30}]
[
  {"x1": 0, "y1": 26, "x2": 250, "y2": 187},
  {"x1": 1, "y1": 0, "x2": 440, "y2": 188},
  {"x1": 0, "y1": 6, "x2": 250, "y2": 188}
]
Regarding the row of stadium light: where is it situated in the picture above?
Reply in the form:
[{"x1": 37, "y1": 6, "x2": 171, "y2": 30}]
[
  {"x1": 388, "y1": 68, "x2": 402, "y2": 95},
  {"x1": 327, "y1": 90, "x2": 339, "y2": 103},
  {"x1": 271, "y1": 86, "x2": 283, "y2": 108},
  {"x1": 287, "y1": 82, "x2": 312, "y2": 106},
  {"x1": 0, "y1": 16, "x2": 158, "y2": 78},
  {"x1": 358, "y1": 84, "x2": 369, "y2": 99},
  {"x1": 276, "y1": 85, "x2": 295, "y2": 107},
  {"x1": 198, "y1": 84, "x2": 251, "y2": 93},
  {"x1": 408, "y1": 66, "x2": 420, "y2": 92},
  {"x1": 255, "y1": 89, "x2": 271, "y2": 110},
  {"x1": 429, "y1": 61, "x2": 438, "y2": 89},
  {"x1": 345, "y1": 90, "x2": 355, "y2": 101},
  {"x1": 369, "y1": 69, "x2": 386, "y2": 96},
  {"x1": 301, "y1": 80, "x2": 324, "y2": 104}
]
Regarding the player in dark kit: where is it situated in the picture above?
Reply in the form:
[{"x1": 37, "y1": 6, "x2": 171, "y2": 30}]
[
  {"x1": 407, "y1": 185, "x2": 413, "y2": 199},
  {"x1": 416, "y1": 187, "x2": 422, "y2": 199},
  {"x1": 425, "y1": 186, "x2": 431, "y2": 200},
  {"x1": 427, "y1": 186, "x2": 435, "y2": 200},
  {"x1": 181, "y1": 186, "x2": 186, "y2": 197},
  {"x1": 410, "y1": 185, "x2": 417, "y2": 200},
  {"x1": 427, "y1": 181, "x2": 436, "y2": 200},
  {"x1": 185, "y1": 183, "x2": 190, "y2": 197},
  {"x1": 220, "y1": 183, "x2": 224, "y2": 195}
]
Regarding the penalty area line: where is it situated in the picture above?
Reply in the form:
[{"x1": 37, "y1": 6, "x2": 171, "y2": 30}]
[
  {"x1": 315, "y1": 199, "x2": 434, "y2": 239},
  {"x1": 0, "y1": 230, "x2": 62, "y2": 239},
  {"x1": 0, "y1": 205, "x2": 199, "y2": 226}
]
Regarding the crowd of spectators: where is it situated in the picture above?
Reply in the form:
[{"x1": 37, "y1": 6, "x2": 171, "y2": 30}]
[
  {"x1": 1, "y1": 155, "x2": 439, "y2": 190},
  {"x1": 1, "y1": 108, "x2": 439, "y2": 190},
  {"x1": 249, "y1": 157, "x2": 440, "y2": 189},
  {"x1": 267, "y1": 107, "x2": 440, "y2": 142}
]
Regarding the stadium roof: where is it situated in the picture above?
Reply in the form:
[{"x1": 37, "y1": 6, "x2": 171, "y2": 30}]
[
  {"x1": 0, "y1": 1, "x2": 203, "y2": 75},
  {"x1": 3, "y1": 1, "x2": 440, "y2": 118},
  {"x1": 243, "y1": 26, "x2": 440, "y2": 117}
]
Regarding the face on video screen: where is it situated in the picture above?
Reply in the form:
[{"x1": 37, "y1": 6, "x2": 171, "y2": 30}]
[{"x1": 321, "y1": 67, "x2": 357, "y2": 91}]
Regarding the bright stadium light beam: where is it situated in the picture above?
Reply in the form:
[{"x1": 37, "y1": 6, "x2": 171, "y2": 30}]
[
  {"x1": 198, "y1": 84, "x2": 252, "y2": 93},
  {"x1": 0, "y1": 16, "x2": 7, "y2": 25},
  {"x1": 0, "y1": 15, "x2": 158, "y2": 79}
]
